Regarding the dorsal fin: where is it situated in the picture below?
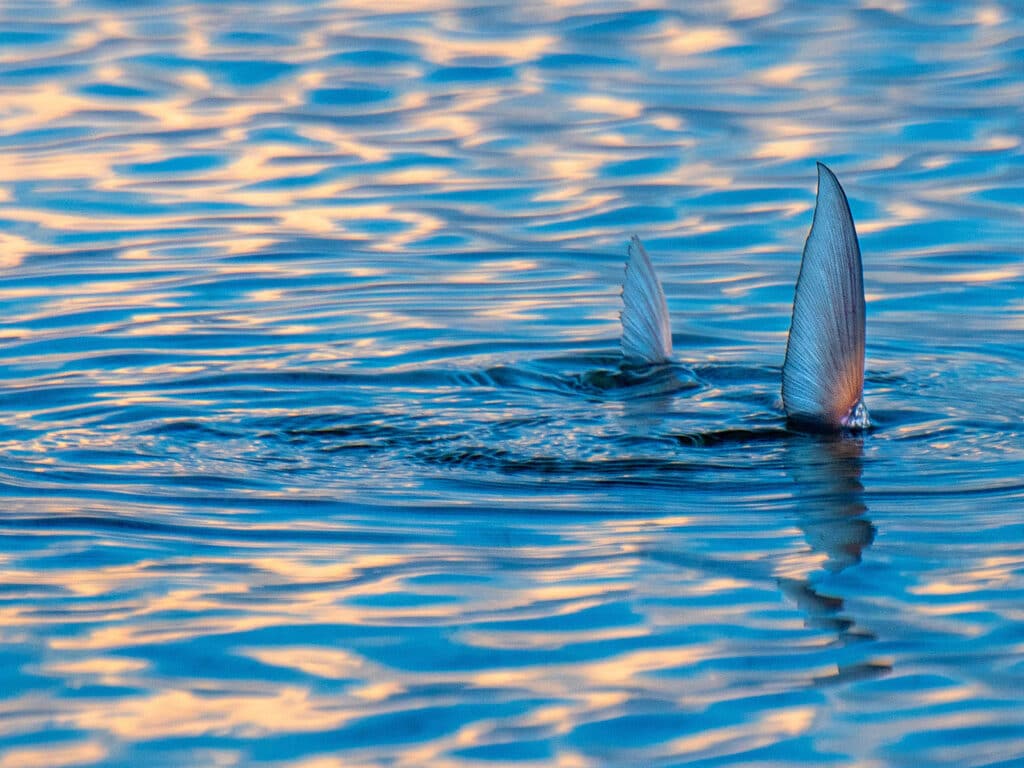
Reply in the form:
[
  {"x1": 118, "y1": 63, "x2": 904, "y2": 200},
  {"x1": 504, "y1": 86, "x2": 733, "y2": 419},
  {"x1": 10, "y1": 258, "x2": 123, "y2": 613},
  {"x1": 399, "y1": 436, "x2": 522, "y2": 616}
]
[
  {"x1": 621, "y1": 235, "x2": 672, "y2": 364},
  {"x1": 782, "y1": 163, "x2": 868, "y2": 430}
]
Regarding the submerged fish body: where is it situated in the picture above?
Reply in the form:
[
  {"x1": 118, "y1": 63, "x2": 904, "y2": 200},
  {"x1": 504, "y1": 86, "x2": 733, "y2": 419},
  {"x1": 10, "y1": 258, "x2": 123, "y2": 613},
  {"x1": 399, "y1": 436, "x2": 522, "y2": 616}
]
[{"x1": 623, "y1": 162, "x2": 869, "y2": 432}]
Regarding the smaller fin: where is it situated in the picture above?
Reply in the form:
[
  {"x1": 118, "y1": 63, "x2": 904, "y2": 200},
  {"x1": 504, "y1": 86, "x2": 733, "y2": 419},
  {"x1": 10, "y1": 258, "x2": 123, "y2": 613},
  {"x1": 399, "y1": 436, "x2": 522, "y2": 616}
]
[
  {"x1": 782, "y1": 163, "x2": 869, "y2": 430},
  {"x1": 621, "y1": 235, "x2": 672, "y2": 364}
]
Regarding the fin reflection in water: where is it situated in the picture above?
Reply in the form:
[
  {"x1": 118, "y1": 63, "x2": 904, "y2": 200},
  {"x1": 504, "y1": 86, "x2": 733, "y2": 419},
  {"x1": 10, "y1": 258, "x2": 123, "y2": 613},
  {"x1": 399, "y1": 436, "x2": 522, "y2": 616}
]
[
  {"x1": 781, "y1": 435, "x2": 889, "y2": 685},
  {"x1": 786, "y1": 436, "x2": 874, "y2": 575},
  {"x1": 640, "y1": 434, "x2": 888, "y2": 686}
]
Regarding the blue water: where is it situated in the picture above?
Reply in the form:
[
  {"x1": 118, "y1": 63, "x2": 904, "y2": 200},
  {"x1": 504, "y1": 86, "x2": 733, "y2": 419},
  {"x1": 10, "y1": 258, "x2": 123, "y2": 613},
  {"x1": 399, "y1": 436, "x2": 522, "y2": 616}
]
[{"x1": 1, "y1": 2, "x2": 1023, "y2": 766}]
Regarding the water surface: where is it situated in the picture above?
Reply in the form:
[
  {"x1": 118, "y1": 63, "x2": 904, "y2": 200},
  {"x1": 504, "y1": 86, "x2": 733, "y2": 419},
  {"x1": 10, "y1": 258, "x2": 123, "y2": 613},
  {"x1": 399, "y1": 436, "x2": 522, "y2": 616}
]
[{"x1": 1, "y1": 2, "x2": 1023, "y2": 766}]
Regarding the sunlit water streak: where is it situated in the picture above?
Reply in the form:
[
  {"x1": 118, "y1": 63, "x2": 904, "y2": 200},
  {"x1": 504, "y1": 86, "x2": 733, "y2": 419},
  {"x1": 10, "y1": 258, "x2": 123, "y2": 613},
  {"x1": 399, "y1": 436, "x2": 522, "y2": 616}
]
[{"x1": 0, "y1": 2, "x2": 1023, "y2": 766}]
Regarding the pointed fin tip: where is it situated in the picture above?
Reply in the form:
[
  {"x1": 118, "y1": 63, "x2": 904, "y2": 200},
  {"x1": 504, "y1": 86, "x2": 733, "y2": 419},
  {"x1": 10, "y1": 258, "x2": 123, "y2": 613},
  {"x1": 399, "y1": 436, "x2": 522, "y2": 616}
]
[{"x1": 815, "y1": 162, "x2": 847, "y2": 204}]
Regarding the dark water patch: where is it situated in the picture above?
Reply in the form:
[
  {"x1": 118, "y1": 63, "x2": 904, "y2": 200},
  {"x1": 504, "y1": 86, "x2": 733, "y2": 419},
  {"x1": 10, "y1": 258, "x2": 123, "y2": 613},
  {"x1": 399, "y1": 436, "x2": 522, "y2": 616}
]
[
  {"x1": 602, "y1": 156, "x2": 680, "y2": 178},
  {"x1": 78, "y1": 83, "x2": 154, "y2": 100},
  {"x1": 330, "y1": 49, "x2": 422, "y2": 67},
  {"x1": 428, "y1": 65, "x2": 518, "y2": 83},
  {"x1": 535, "y1": 52, "x2": 629, "y2": 69},
  {"x1": 117, "y1": 154, "x2": 226, "y2": 175},
  {"x1": 0, "y1": 125, "x2": 95, "y2": 148},
  {"x1": 674, "y1": 426, "x2": 794, "y2": 447},
  {"x1": 129, "y1": 54, "x2": 297, "y2": 86},
  {"x1": 0, "y1": 29, "x2": 67, "y2": 46},
  {"x1": 564, "y1": 9, "x2": 669, "y2": 37},
  {"x1": 2, "y1": 64, "x2": 78, "y2": 81},
  {"x1": 214, "y1": 30, "x2": 295, "y2": 47},
  {"x1": 139, "y1": 421, "x2": 244, "y2": 439},
  {"x1": 453, "y1": 739, "x2": 554, "y2": 762},
  {"x1": 309, "y1": 86, "x2": 394, "y2": 106}
]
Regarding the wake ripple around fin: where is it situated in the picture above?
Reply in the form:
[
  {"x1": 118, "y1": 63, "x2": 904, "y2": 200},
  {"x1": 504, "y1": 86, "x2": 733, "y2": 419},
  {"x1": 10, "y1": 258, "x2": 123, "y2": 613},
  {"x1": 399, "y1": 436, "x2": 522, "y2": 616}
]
[
  {"x1": 483, "y1": 359, "x2": 698, "y2": 400},
  {"x1": 782, "y1": 163, "x2": 868, "y2": 430},
  {"x1": 621, "y1": 235, "x2": 673, "y2": 365},
  {"x1": 674, "y1": 426, "x2": 795, "y2": 448}
]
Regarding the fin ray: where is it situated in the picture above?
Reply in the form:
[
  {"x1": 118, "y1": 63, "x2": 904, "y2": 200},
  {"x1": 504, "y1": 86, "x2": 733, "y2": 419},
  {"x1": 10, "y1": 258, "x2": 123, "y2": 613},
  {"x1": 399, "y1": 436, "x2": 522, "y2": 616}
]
[
  {"x1": 621, "y1": 235, "x2": 672, "y2": 364},
  {"x1": 782, "y1": 163, "x2": 867, "y2": 428}
]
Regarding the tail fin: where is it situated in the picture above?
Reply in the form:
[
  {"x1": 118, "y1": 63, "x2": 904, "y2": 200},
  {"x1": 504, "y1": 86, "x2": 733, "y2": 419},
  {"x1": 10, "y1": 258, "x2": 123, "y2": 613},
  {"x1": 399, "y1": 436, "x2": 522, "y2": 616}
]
[
  {"x1": 621, "y1": 235, "x2": 672, "y2": 364},
  {"x1": 782, "y1": 163, "x2": 869, "y2": 430}
]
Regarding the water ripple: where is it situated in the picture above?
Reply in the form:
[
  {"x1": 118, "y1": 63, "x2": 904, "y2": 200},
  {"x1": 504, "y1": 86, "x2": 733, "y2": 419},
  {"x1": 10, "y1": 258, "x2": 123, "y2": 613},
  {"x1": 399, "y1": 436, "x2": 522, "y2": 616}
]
[{"x1": 0, "y1": 1, "x2": 1023, "y2": 766}]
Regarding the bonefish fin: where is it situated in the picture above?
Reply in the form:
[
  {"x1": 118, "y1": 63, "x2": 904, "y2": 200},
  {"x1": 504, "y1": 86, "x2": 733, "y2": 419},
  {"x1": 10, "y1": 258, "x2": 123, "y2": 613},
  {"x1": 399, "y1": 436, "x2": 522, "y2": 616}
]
[
  {"x1": 782, "y1": 163, "x2": 869, "y2": 430},
  {"x1": 621, "y1": 235, "x2": 673, "y2": 364}
]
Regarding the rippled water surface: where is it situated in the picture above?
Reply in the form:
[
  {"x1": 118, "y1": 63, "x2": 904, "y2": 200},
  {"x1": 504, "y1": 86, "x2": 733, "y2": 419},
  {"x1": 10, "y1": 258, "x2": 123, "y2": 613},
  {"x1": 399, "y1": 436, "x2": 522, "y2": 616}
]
[{"x1": 2, "y1": 2, "x2": 1024, "y2": 766}]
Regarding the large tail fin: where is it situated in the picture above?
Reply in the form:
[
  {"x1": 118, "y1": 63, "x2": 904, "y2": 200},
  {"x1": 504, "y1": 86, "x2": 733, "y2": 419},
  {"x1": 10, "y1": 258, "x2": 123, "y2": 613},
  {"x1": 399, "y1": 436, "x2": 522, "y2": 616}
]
[
  {"x1": 621, "y1": 235, "x2": 673, "y2": 364},
  {"x1": 782, "y1": 163, "x2": 869, "y2": 430}
]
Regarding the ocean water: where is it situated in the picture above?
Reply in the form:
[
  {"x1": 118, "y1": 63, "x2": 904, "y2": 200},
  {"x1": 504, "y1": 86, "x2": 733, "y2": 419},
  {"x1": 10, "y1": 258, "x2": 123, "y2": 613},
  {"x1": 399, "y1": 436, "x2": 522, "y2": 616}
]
[{"x1": 1, "y1": 1, "x2": 1023, "y2": 766}]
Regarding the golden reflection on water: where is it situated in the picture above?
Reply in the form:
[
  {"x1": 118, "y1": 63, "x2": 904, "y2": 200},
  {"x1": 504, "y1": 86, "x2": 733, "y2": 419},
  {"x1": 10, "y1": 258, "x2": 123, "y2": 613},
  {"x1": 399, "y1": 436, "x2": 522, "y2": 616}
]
[
  {"x1": 756, "y1": 63, "x2": 814, "y2": 87},
  {"x1": 666, "y1": 705, "x2": 816, "y2": 759},
  {"x1": 0, "y1": 492, "x2": 878, "y2": 758},
  {"x1": 242, "y1": 646, "x2": 373, "y2": 680},
  {"x1": 0, "y1": 0, "x2": 813, "y2": 261},
  {"x1": 0, "y1": 2, "x2": 1022, "y2": 765},
  {"x1": 45, "y1": 656, "x2": 149, "y2": 678},
  {"x1": 0, "y1": 740, "x2": 108, "y2": 768},
  {"x1": 409, "y1": 30, "x2": 558, "y2": 64},
  {"x1": 71, "y1": 686, "x2": 357, "y2": 739},
  {"x1": 722, "y1": 0, "x2": 781, "y2": 18},
  {"x1": 0, "y1": 233, "x2": 34, "y2": 269},
  {"x1": 753, "y1": 138, "x2": 827, "y2": 162},
  {"x1": 4, "y1": 0, "x2": 1005, "y2": 282},
  {"x1": 657, "y1": 23, "x2": 740, "y2": 58}
]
